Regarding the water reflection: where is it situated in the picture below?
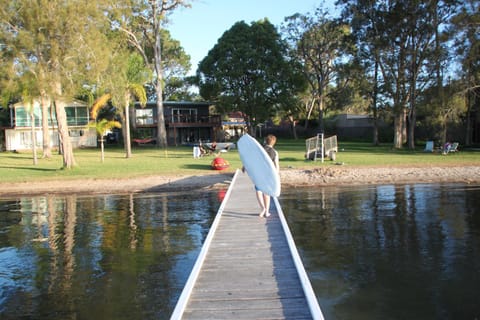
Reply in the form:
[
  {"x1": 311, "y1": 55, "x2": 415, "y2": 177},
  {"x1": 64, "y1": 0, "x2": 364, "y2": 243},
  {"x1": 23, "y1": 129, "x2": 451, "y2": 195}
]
[
  {"x1": 0, "y1": 191, "x2": 220, "y2": 320},
  {"x1": 1, "y1": 184, "x2": 479, "y2": 320},
  {"x1": 281, "y1": 184, "x2": 480, "y2": 320}
]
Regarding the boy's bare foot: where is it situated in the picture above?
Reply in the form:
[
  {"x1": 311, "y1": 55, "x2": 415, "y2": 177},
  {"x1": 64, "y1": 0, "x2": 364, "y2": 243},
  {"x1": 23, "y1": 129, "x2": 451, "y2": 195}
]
[{"x1": 265, "y1": 212, "x2": 271, "y2": 218}]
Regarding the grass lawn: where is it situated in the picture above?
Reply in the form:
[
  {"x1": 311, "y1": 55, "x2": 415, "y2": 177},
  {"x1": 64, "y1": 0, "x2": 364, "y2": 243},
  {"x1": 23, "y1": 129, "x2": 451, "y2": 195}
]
[{"x1": 0, "y1": 139, "x2": 478, "y2": 184}]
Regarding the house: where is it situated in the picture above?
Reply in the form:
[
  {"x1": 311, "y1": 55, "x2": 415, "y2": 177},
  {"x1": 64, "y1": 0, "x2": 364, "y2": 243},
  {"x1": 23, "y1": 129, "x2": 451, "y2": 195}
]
[
  {"x1": 1, "y1": 99, "x2": 228, "y2": 150},
  {"x1": 221, "y1": 111, "x2": 248, "y2": 141},
  {"x1": 134, "y1": 101, "x2": 222, "y2": 145},
  {"x1": 332, "y1": 114, "x2": 386, "y2": 140},
  {"x1": 2, "y1": 99, "x2": 96, "y2": 151}
]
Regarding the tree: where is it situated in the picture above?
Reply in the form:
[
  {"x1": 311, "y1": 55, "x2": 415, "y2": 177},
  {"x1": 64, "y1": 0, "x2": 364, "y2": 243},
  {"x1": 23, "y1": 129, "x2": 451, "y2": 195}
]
[
  {"x1": 0, "y1": 60, "x2": 41, "y2": 164},
  {"x1": 112, "y1": 0, "x2": 192, "y2": 148},
  {"x1": 108, "y1": 52, "x2": 150, "y2": 158},
  {"x1": 340, "y1": 0, "x2": 457, "y2": 149},
  {"x1": 451, "y1": 0, "x2": 480, "y2": 146},
  {"x1": 339, "y1": 0, "x2": 386, "y2": 145},
  {"x1": 160, "y1": 29, "x2": 193, "y2": 100},
  {"x1": 417, "y1": 78, "x2": 466, "y2": 144},
  {"x1": 1, "y1": 0, "x2": 111, "y2": 168},
  {"x1": 89, "y1": 48, "x2": 149, "y2": 159},
  {"x1": 90, "y1": 118, "x2": 122, "y2": 163},
  {"x1": 198, "y1": 19, "x2": 305, "y2": 134},
  {"x1": 283, "y1": 8, "x2": 352, "y2": 134}
]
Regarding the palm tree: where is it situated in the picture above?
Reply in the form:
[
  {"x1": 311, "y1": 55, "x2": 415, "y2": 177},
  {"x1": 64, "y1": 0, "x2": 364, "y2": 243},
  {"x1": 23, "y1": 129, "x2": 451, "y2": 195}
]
[
  {"x1": 89, "y1": 118, "x2": 121, "y2": 163},
  {"x1": 108, "y1": 52, "x2": 150, "y2": 158},
  {"x1": 89, "y1": 51, "x2": 149, "y2": 158}
]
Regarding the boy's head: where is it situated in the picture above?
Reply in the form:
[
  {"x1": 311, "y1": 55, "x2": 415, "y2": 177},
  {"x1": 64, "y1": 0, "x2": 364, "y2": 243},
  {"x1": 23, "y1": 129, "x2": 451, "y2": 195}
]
[{"x1": 265, "y1": 134, "x2": 277, "y2": 146}]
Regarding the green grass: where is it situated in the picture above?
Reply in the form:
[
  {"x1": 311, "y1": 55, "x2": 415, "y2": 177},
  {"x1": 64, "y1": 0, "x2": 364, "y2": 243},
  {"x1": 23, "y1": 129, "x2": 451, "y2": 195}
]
[{"x1": 0, "y1": 140, "x2": 478, "y2": 184}]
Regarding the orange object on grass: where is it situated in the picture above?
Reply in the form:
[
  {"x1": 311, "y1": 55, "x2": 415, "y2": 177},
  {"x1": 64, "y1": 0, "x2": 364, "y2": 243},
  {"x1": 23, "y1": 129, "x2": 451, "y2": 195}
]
[{"x1": 211, "y1": 157, "x2": 230, "y2": 170}]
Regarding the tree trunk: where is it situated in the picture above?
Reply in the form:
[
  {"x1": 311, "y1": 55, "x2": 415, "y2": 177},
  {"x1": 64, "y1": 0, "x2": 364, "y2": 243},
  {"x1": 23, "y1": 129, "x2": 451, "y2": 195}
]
[
  {"x1": 154, "y1": 19, "x2": 168, "y2": 148},
  {"x1": 317, "y1": 95, "x2": 325, "y2": 134},
  {"x1": 30, "y1": 113, "x2": 38, "y2": 165},
  {"x1": 124, "y1": 94, "x2": 132, "y2": 158},
  {"x1": 100, "y1": 138, "x2": 105, "y2": 163},
  {"x1": 407, "y1": 72, "x2": 417, "y2": 150},
  {"x1": 372, "y1": 120, "x2": 379, "y2": 146},
  {"x1": 464, "y1": 82, "x2": 472, "y2": 146},
  {"x1": 40, "y1": 95, "x2": 51, "y2": 158},
  {"x1": 393, "y1": 109, "x2": 405, "y2": 149},
  {"x1": 304, "y1": 97, "x2": 315, "y2": 130},
  {"x1": 54, "y1": 100, "x2": 76, "y2": 168},
  {"x1": 372, "y1": 58, "x2": 380, "y2": 146},
  {"x1": 288, "y1": 115, "x2": 297, "y2": 139},
  {"x1": 441, "y1": 114, "x2": 448, "y2": 145},
  {"x1": 407, "y1": 107, "x2": 416, "y2": 149}
]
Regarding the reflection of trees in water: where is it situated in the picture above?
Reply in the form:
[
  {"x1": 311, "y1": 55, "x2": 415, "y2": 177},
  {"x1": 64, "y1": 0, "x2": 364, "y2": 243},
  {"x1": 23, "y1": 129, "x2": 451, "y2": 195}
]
[
  {"x1": 64, "y1": 196, "x2": 77, "y2": 286},
  {"x1": 283, "y1": 184, "x2": 480, "y2": 320},
  {"x1": 129, "y1": 193, "x2": 137, "y2": 250},
  {"x1": 0, "y1": 191, "x2": 219, "y2": 319}
]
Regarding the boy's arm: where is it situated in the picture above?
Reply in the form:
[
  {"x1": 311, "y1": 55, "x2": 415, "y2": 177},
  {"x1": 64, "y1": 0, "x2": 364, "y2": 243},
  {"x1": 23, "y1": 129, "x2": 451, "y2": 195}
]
[{"x1": 274, "y1": 153, "x2": 280, "y2": 173}]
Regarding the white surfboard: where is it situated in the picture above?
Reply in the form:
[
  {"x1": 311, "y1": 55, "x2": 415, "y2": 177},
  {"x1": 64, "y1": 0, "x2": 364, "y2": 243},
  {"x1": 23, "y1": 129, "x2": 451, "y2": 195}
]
[{"x1": 237, "y1": 134, "x2": 281, "y2": 197}]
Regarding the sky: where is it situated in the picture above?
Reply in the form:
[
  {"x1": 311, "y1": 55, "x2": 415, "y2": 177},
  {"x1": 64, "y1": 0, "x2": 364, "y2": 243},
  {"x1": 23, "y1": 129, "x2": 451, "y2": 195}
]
[{"x1": 168, "y1": 0, "x2": 338, "y2": 75}]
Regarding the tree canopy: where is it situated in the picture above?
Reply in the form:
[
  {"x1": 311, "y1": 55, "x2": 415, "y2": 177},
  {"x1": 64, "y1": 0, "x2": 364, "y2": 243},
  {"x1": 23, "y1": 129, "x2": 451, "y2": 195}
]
[
  {"x1": 197, "y1": 19, "x2": 305, "y2": 129},
  {"x1": 1, "y1": 0, "x2": 112, "y2": 167},
  {"x1": 110, "y1": 0, "x2": 192, "y2": 147}
]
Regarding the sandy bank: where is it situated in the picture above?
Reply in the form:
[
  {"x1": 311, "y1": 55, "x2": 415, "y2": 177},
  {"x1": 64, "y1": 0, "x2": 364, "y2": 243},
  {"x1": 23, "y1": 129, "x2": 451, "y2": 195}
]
[{"x1": 1, "y1": 164, "x2": 479, "y2": 197}]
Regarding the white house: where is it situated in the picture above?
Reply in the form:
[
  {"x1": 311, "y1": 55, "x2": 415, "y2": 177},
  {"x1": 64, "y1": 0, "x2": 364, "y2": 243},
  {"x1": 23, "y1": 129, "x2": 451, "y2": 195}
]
[{"x1": 3, "y1": 99, "x2": 97, "y2": 151}]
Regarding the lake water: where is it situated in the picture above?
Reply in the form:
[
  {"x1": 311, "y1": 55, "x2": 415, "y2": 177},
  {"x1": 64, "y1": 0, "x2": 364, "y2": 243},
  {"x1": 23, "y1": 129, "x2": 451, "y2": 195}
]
[{"x1": 0, "y1": 183, "x2": 479, "y2": 319}]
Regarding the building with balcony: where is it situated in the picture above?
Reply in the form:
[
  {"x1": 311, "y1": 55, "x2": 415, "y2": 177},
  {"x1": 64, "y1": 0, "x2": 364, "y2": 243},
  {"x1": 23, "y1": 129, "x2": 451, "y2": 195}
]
[
  {"x1": 0, "y1": 100, "x2": 224, "y2": 151},
  {"x1": 134, "y1": 101, "x2": 222, "y2": 145},
  {"x1": 2, "y1": 99, "x2": 96, "y2": 151}
]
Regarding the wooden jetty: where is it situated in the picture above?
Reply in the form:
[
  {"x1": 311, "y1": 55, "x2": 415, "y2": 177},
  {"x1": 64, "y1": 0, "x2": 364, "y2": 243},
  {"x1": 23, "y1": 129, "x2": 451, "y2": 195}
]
[{"x1": 170, "y1": 169, "x2": 324, "y2": 320}]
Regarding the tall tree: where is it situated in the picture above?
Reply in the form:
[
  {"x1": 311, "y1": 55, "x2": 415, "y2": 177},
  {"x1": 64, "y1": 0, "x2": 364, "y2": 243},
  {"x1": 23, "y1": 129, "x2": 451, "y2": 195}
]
[
  {"x1": 1, "y1": 0, "x2": 111, "y2": 168},
  {"x1": 451, "y1": 0, "x2": 480, "y2": 146},
  {"x1": 339, "y1": 0, "x2": 386, "y2": 145},
  {"x1": 283, "y1": 8, "x2": 352, "y2": 134},
  {"x1": 111, "y1": 0, "x2": 192, "y2": 148},
  {"x1": 198, "y1": 19, "x2": 304, "y2": 133},
  {"x1": 108, "y1": 52, "x2": 150, "y2": 158},
  {"x1": 341, "y1": 0, "x2": 457, "y2": 149},
  {"x1": 160, "y1": 29, "x2": 192, "y2": 100}
]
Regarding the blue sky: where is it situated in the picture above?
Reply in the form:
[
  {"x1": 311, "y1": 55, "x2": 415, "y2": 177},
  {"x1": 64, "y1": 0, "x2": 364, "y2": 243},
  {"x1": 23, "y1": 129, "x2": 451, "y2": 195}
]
[{"x1": 168, "y1": 0, "x2": 338, "y2": 75}]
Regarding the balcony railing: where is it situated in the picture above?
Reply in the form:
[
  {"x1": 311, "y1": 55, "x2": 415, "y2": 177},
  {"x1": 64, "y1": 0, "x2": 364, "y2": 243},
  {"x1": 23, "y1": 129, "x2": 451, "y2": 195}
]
[{"x1": 136, "y1": 115, "x2": 221, "y2": 126}]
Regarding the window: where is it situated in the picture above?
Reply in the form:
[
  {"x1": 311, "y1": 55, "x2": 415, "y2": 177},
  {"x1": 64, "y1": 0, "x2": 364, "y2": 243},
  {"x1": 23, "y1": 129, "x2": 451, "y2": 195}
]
[
  {"x1": 15, "y1": 104, "x2": 88, "y2": 127},
  {"x1": 136, "y1": 109, "x2": 154, "y2": 125},
  {"x1": 172, "y1": 108, "x2": 197, "y2": 122},
  {"x1": 14, "y1": 106, "x2": 41, "y2": 127},
  {"x1": 65, "y1": 105, "x2": 88, "y2": 126}
]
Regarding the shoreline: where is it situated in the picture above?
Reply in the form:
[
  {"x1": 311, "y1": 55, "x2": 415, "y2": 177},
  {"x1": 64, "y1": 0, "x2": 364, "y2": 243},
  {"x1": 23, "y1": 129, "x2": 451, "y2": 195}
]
[{"x1": 1, "y1": 164, "x2": 479, "y2": 197}]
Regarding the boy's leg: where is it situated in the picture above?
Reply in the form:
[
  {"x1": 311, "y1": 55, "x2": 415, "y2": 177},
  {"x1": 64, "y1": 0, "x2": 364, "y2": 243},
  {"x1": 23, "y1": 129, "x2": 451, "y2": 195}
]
[
  {"x1": 256, "y1": 190, "x2": 266, "y2": 217},
  {"x1": 263, "y1": 194, "x2": 271, "y2": 217}
]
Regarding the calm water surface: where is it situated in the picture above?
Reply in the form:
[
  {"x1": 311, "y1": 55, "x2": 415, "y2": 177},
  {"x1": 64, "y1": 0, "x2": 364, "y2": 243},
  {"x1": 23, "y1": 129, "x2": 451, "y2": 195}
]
[
  {"x1": 0, "y1": 190, "x2": 223, "y2": 319},
  {"x1": 282, "y1": 183, "x2": 480, "y2": 320},
  {"x1": 1, "y1": 183, "x2": 479, "y2": 319}
]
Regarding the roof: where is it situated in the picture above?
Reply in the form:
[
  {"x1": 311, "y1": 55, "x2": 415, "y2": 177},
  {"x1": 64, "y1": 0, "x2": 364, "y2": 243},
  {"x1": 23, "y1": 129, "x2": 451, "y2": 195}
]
[
  {"x1": 140, "y1": 101, "x2": 212, "y2": 108},
  {"x1": 11, "y1": 98, "x2": 87, "y2": 108}
]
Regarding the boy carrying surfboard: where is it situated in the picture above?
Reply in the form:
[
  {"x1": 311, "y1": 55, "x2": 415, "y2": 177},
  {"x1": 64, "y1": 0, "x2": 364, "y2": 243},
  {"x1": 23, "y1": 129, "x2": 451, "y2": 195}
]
[
  {"x1": 258, "y1": 134, "x2": 280, "y2": 217},
  {"x1": 240, "y1": 134, "x2": 280, "y2": 218}
]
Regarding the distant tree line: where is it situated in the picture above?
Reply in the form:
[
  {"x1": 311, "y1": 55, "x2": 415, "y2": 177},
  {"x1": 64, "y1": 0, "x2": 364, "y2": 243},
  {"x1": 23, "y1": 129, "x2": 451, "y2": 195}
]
[
  {"x1": 1, "y1": 0, "x2": 478, "y2": 172},
  {"x1": 197, "y1": 0, "x2": 479, "y2": 148},
  {"x1": 0, "y1": 0, "x2": 193, "y2": 168}
]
